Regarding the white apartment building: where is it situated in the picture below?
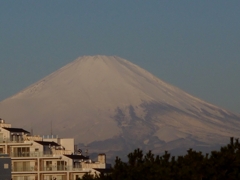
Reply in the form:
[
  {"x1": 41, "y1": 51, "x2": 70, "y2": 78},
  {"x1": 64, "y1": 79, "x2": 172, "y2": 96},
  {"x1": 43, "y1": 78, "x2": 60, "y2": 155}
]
[{"x1": 0, "y1": 118, "x2": 111, "y2": 180}]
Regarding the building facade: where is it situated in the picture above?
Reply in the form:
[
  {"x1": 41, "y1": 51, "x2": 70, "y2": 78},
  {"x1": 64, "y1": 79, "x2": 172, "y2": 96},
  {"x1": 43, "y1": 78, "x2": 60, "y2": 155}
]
[
  {"x1": 0, "y1": 153, "x2": 11, "y2": 180},
  {"x1": 0, "y1": 118, "x2": 110, "y2": 180}
]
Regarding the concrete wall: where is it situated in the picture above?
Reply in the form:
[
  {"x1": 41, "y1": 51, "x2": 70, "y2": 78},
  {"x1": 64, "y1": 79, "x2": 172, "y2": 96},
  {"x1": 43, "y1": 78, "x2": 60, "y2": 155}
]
[
  {"x1": 0, "y1": 128, "x2": 10, "y2": 142},
  {"x1": 60, "y1": 138, "x2": 74, "y2": 153}
]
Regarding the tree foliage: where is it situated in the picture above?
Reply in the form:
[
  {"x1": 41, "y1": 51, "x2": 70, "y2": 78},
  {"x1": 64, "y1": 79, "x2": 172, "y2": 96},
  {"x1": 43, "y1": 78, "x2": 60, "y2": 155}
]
[{"x1": 81, "y1": 137, "x2": 240, "y2": 180}]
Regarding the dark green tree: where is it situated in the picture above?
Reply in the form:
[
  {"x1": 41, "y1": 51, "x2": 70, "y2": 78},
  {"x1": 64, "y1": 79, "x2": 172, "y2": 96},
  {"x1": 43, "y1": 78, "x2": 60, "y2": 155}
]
[{"x1": 80, "y1": 137, "x2": 240, "y2": 180}]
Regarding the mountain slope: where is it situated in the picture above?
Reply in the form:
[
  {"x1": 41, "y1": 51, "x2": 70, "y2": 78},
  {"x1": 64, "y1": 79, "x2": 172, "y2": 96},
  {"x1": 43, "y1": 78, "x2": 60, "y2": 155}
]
[{"x1": 1, "y1": 55, "x2": 240, "y2": 158}]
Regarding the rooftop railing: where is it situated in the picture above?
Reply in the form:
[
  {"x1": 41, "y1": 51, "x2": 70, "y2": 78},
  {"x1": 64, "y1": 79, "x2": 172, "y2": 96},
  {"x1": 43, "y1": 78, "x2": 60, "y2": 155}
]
[
  {"x1": 42, "y1": 135, "x2": 58, "y2": 139},
  {"x1": 51, "y1": 149, "x2": 72, "y2": 155},
  {"x1": 23, "y1": 135, "x2": 42, "y2": 141}
]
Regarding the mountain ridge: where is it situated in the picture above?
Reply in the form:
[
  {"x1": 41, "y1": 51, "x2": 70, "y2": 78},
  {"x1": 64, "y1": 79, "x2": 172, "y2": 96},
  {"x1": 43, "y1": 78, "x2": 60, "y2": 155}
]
[{"x1": 0, "y1": 55, "x2": 240, "y2": 159}]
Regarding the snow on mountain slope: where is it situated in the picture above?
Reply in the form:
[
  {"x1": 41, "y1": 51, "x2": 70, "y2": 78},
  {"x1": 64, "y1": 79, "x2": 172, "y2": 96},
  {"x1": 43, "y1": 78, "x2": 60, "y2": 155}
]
[{"x1": 0, "y1": 55, "x2": 240, "y2": 158}]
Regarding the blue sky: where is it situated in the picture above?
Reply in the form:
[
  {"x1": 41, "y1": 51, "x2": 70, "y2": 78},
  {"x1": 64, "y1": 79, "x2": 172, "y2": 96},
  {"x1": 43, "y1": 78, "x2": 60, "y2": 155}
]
[{"x1": 0, "y1": 1, "x2": 240, "y2": 113}]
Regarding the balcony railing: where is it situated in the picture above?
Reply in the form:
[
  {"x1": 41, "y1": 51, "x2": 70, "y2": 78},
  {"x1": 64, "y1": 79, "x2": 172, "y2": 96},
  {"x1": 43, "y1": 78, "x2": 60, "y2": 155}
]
[
  {"x1": 0, "y1": 138, "x2": 24, "y2": 143},
  {"x1": 12, "y1": 166, "x2": 36, "y2": 172},
  {"x1": 10, "y1": 150, "x2": 72, "y2": 158},
  {"x1": 10, "y1": 151, "x2": 55, "y2": 158},
  {"x1": 51, "y1": 149, "x2": 72, "y2": 155},
  {"x1": 0, "y1": 136, "x2": 42, "y2": 143},
  {"x1": 12, "y1": 165, "x2": 84, "y2": 172}
]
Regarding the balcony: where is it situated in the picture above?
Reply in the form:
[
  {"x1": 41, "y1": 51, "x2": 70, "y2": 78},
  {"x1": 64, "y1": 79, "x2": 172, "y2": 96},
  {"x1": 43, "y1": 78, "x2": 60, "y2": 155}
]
[
  {"x1": 0, "y1": 136, "x2": 43, "y2": 143},
  {"x1": 12, "y1": 166, "x2": 84, "y2": 172},
  {"x1": 0, "y1": 138, "x2": 24, "y2": 143},
  {"x1": 12, "y1": 166, "x2": 36, "y2": 172},
  {"x1": 23, "y1": 135, "x2": 42, "y2": 141},
  {"x1": 51, "y1": 149, "x2": 72, "y2": 155},
  {"x1": 42, "y1": 165, "x2": 84, "y2": 171},
  {"x1": 10, "y1": 151, "x2": 56, "y2": 158}
]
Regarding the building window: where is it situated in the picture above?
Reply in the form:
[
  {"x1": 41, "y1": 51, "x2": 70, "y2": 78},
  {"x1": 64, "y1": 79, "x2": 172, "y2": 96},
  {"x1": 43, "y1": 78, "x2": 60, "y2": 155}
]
[
  {"x1": 13, "y1": 147, "x2": 30, "y2": 157},
  {"x1": 13, "y1": 161, "x2": 30, "y2": 171},
  {"x1": 46, "y1": 161, "x2": 52, "y2": 171},
  {"x1": 57, "y1": 160, "x2": 67, "y2": 170},
  {"x1": 4, "y1": 163, "x2": 9, "y2": 169}
]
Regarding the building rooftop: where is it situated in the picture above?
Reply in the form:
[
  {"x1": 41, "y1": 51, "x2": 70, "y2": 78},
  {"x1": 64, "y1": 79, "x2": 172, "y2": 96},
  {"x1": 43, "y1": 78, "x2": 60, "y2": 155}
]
[
  {"x1": 64, "y1": 154, "x2": 89, "y2": 160},
  {"x1": 35, "y1": 141, "x2": 60, "y2": 146},
  {"x1": 3, "y1": 127, "x2": 30, "y2": 134}
]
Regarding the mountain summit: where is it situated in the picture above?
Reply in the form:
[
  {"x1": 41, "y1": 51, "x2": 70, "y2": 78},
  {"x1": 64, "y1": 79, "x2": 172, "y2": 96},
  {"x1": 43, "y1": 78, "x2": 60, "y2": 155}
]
[{"x1": 1, "y1": 55, "x2": 240, "y2": 158}]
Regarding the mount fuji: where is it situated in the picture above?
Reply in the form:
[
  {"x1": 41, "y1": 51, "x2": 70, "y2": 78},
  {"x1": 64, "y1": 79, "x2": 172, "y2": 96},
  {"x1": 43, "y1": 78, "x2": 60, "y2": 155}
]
[{"x1": 1, "y1": 55, "x2": 240, "y2": 160}]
